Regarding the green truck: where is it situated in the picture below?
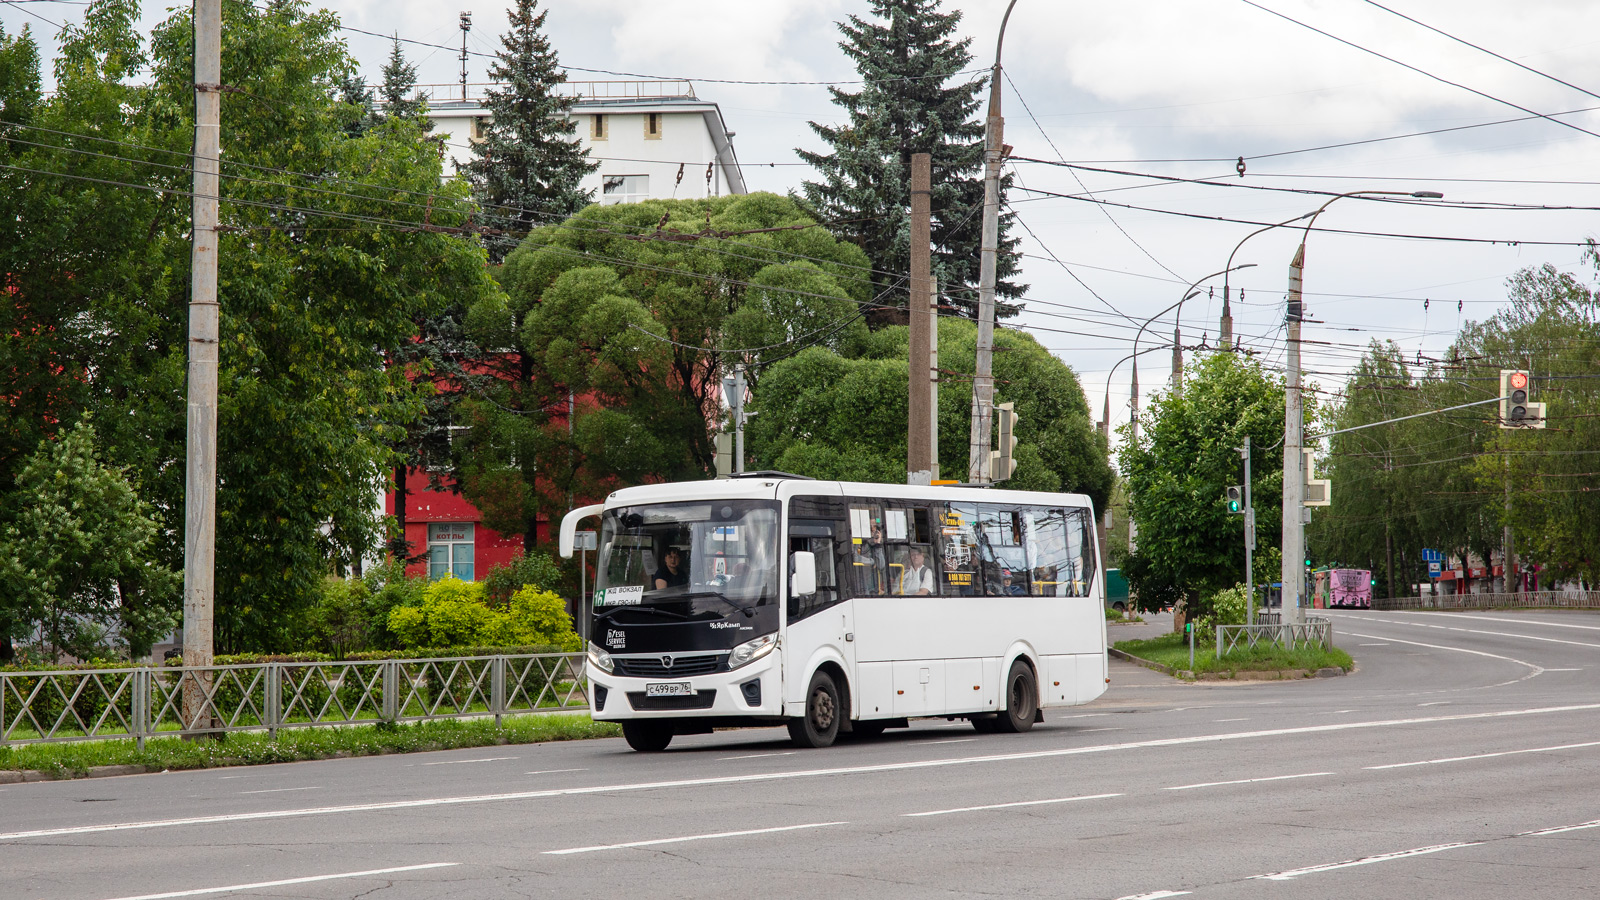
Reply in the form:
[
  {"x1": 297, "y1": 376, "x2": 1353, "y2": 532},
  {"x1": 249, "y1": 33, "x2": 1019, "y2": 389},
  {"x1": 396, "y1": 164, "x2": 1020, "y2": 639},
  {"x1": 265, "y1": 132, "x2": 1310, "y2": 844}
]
[{"x1": 1105, "y1": 568, "x2": 1130, "y2": 613}]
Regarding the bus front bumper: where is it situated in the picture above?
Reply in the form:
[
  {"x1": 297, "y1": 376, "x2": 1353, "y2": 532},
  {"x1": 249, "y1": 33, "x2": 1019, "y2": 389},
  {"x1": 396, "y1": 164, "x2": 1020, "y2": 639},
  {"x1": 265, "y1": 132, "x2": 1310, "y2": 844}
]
[{"x1": 587, "y1": 653, "x2": 782, "y2": 721}]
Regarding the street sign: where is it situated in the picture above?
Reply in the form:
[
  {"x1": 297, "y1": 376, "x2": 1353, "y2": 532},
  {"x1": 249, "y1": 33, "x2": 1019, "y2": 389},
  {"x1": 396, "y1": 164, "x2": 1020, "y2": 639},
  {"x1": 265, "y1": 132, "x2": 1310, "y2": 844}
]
[
  {"x1": 575, "y1": 529, "x2": 597, "y2": 551},
  {"x1": 1421, "y1": 548, "x2": 1444, "y2": 564},
  {"x1": 1427, "y1": 561, "x2": 1442, "y2": 577}
]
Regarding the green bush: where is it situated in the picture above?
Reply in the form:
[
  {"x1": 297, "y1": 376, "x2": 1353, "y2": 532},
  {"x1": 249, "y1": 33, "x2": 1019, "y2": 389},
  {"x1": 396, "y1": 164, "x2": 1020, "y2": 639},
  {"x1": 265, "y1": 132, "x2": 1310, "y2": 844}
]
[
  {"x1": 388, "y1": 578, "x2": 580, "y2": 651},
  {"x1": 483, "y1": 552, "x2": 564, "y2": 605},
  {"x1": 1193, "y1": 584, "x2": 1249, "y2": 640}
]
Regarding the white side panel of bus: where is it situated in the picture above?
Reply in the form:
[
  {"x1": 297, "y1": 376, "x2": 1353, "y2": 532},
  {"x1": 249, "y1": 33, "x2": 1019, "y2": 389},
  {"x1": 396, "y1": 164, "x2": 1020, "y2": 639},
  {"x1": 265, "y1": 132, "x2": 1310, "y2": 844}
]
[
  {"x1": 1076, "y1": 652, "x2": 1109, "y2": 704},
  {"x1": 946, "y1": 657, "x2": 988, "y2": 714},
  {"x1": 1041, "y1": 655, "x2": 1076, "y2": 706},
  {"x1": 783, "y1": 608, "x2": 852, "y2": 714},
  {"x1": 891, "y1": 660, "x2": 944, "y2": 717},
  {"x1": 855, "y1": 661, "x2": 894, "y2": 719}
]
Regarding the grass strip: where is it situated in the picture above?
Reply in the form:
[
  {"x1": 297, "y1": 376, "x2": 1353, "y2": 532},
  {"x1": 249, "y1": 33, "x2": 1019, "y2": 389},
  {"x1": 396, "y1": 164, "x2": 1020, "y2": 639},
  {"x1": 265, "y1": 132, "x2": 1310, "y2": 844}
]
[
  {"x1": 0, "y1": 714, "x2": 621, "y2": 779},
  {"x1": 1115, "y1": 632, "x2": 1353, "y2": 678}
]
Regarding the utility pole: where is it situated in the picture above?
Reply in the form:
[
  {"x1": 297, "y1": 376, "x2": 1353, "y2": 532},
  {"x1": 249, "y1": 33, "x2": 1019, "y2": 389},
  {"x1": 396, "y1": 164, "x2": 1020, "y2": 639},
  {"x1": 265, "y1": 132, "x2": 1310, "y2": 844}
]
[
  {"x1": 968, "y1": 0, "x2": 1018, "y2": 484},
  {"x1": 929, "y1": 279, "x2": 939, "y2": 477},
  {"x1": 1281, "y1": 245, "x2": 1307, "y2": 627},
  {"x1": 1505, "y1": 451, "x2": 1516, "y2": 595},
  {"x1": 721, "y1": 368, "x2": 747, "y2": 474},
  {"x1": 908, "y1": 153, "x2": 934, "y2": 485},
  {"x1": 183, "y1": 0, "x2": 222, "y2": 729},
  {"x1": 1242, "y1": 436, "x2": 1255, "y2": 626},
  {"x1": 459, "y1": 11, "x2": 472, "y2": 101}
]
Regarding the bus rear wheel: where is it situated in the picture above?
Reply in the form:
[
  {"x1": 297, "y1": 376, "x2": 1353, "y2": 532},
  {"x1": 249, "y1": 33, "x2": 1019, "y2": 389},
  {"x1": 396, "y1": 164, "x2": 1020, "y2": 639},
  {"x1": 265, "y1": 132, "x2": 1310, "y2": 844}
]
[
  {"x1": 788, "y1": 670, "x2": 841, "y2": 748},
  {"x1": 994, "y1": 659, "x2": 1038, "y2": 734},
  {"x1": 622, "y1": 720, "x2": 674, "y2": 752}
]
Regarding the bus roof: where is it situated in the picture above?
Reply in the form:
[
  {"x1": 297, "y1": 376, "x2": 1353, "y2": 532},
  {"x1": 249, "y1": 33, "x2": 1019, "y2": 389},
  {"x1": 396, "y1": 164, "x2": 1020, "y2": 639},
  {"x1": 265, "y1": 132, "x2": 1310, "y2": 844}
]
[{"x1": 604, "y1": 478, "x2": 1094, "y2": 511}]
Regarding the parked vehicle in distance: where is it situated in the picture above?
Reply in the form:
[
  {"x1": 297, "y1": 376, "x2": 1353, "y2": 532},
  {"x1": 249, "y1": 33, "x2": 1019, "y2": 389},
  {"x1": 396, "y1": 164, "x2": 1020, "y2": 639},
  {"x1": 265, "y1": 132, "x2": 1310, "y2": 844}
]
[
  {"x1": 561, "y1": 474, "x2": 1109, "y2": 752},
  {"x1": 1105, "y1": 568, "x2": 1130, "y2": 614}
]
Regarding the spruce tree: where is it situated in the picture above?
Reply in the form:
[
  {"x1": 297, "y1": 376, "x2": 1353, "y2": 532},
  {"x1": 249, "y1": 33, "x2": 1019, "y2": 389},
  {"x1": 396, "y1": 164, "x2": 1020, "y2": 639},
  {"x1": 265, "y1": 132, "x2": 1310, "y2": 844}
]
[
  {"x1": 799, "y1": 0, "x2": 1024, "y2": 318},
  {"x1": 466, "y1": 0, "x2": 596, "y2": 262},
  {"x1": 377, "y1": 37, "x2": 431, "y2": 130}
]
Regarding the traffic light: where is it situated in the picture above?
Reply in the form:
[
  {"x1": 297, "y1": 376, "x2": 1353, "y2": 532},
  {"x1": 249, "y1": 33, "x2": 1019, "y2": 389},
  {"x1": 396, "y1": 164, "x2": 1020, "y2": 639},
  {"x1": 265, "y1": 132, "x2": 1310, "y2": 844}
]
[
  {"x1": 1500, "y1": 369, "x2": 1547, "y2": 429},
  {"x1": 1224, "y1": 485, "x2": 1244, "y2": 513},
  {"x1": 990, "y1": 402, "x2": 1019, "y2": 481}
]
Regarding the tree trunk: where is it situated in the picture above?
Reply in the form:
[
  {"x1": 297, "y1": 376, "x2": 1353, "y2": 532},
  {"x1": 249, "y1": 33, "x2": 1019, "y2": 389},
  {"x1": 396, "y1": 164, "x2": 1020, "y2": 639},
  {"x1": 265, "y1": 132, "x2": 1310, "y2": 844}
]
[
  {"x1": 391, "y1": 465, "x2": 410, "y2": 561},
  {"x1": 1385, "y1": 525, "x2": 1394, "y2": 602}
]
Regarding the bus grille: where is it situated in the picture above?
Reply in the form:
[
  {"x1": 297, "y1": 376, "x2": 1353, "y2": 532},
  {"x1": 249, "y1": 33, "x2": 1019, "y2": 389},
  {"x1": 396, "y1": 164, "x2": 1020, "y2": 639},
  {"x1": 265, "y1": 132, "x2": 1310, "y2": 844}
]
[
  {"x1": 615, "y1": 655, "x2": 724, "y2": 677},
  {"x1": 627, "y1": 690, "x2": 717, "y2": 711}
]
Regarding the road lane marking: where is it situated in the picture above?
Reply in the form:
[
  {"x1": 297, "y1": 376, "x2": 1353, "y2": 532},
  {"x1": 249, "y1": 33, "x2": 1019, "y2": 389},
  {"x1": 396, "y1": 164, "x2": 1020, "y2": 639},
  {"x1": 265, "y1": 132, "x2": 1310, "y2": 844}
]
[
  {"x1": 13, "y1": 701, "x2": 1600, "y2": 842},
  {"x1": 719, "y1": 752, "x2": 796, "y2": 760},
  {"x1": 238, "y1": 787, "x2": 320, "y2": 795},
  {"x1": 1358, "y1": 643, "x2": 1390, "y2": 646},
  {"x1": 926, "y1": 738, "x2": 976, "y2": 744},
  {"x1": 523, "y1": 768, "x2": 588, "y2": 776},
  {"x1": 1166, "y1": 772, "x2": 1332, "y2": 791},
  {"x1": 904, "y1": 793, "x2": 1121, "y2": 817},
  {"x1": 1114, "y1": 892, "x2": 1191, "y2": 900},
  {"x1": 1350, "y1": 617, "x2": 1600, "y2": 650},
  {"x1": 1345, "y1": 631, "x2": 1545, "y2": 681},
  {"x1": 1253, "y1": 842, "x2": 1480, "y2": 881},
  {"x1": 1214, "y1": 718, "x2": 1249, "y2": 722},
  {"x1": 1365, "y1": 739, "x2": 1600, "y2": 769},
  {"x1": 1546, "y1": 668, "x2": 1584, "y2": 672},
  {"x1": 1518, "y1": 818, "x2": 1600, "y2": 837},
  {"x1": 93, "y1": 863, "x2": 458, "y2": 900},
  {"x1": 544, "y1": 821, "x2": 844, "y2": 854},
  {"x1": 413, "y1": 756, "x2": 518, "y2": 767},
  {"x1": 1418, "y1": 701, "x2": 1450, "y2": 707},
  {"x1": 1081, "y1": 727, "x2": 1124, "y2": 733}
]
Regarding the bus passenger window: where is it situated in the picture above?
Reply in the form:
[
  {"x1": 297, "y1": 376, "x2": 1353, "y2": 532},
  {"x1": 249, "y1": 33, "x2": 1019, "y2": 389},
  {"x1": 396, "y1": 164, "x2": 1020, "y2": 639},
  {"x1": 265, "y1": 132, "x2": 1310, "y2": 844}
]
[
  {"x1": 1025, "y1": 508, "x2": 1083, "y2": 597},
  {"x1": 848, "y1": 504, "x2": 887, "y2": 596}
]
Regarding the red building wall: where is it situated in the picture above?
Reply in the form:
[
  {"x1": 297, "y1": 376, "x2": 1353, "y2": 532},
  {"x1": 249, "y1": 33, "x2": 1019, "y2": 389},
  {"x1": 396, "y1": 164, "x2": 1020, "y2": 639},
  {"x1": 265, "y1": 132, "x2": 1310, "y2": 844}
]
[{"x1": 386, "y1": 468, "x2": 544, "y2": 581}]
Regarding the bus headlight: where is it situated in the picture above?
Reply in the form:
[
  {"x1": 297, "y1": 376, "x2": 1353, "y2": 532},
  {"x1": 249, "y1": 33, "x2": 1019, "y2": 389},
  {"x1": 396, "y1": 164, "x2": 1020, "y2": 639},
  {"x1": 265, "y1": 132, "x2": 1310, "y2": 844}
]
[
  {"x1": 587, "y1": 642, "x2": 614, "y2": 674},
  {"x1": 727, "y1": 633, "x2": 776, "y2": 670}
]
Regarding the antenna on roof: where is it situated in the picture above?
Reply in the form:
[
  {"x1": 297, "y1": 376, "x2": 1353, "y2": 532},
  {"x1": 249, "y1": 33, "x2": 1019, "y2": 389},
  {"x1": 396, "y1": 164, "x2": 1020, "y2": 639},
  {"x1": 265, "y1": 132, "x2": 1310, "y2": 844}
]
[{"x1": 459, "y1": 12, "x2": 472, "y2": 101}]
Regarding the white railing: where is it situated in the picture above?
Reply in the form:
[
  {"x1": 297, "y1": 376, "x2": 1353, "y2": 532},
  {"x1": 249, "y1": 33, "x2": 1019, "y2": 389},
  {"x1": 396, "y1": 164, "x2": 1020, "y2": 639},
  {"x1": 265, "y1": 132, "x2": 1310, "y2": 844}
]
[
  {"x1": 1217, "y1": 616, "x2": 1333, "y2": 657},
  {"x1": 0, "y1": 653, "x2": 588, "y2": 749}
]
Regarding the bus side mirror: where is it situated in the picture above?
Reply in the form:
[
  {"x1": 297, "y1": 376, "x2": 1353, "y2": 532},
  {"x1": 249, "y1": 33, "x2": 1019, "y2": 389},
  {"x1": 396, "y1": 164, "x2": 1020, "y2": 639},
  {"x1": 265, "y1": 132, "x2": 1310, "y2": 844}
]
[{"x1": 790, "y1": 551, "x2": 817, "y2": 598}]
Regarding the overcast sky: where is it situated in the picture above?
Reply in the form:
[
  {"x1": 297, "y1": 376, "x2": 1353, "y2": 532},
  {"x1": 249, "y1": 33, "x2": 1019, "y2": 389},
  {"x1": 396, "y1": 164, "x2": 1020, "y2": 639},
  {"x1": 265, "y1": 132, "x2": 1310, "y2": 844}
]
[{"x1": 8, "y1": 0, "x2": 1600, "y2": 434}]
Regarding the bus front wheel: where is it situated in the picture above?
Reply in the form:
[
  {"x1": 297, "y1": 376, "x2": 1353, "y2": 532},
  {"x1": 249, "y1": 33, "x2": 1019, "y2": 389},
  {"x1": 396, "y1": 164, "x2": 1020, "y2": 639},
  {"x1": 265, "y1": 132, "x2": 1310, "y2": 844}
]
[
  {"x1": 995, "y1": 660, "x2": 1038, "y2": 733},
  {"x1": 788, "y1": 671, "x2": 841, "y2": 748},
  {"x1": 622, "y1": 720, "x2": 674, "y2": 752}
]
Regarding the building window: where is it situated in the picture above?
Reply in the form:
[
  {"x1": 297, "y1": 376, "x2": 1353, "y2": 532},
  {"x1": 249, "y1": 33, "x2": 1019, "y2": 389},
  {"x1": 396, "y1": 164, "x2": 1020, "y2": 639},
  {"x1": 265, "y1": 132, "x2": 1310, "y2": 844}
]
[
  {"x1": 474, "y1": 117, "x2": 488, "y2": 140},
  {"x1": 428, "y1": 522, "x2": 475, "y2": 581},
  {"x1": 601, "y1": 174, "x2": 649, "y2": 205},
  {"x1": 590, "y1": 114, "x2": 607, "y2": 140},
  {"x1": 645, "y1": 112, "x2": 662, "y2": 139}
]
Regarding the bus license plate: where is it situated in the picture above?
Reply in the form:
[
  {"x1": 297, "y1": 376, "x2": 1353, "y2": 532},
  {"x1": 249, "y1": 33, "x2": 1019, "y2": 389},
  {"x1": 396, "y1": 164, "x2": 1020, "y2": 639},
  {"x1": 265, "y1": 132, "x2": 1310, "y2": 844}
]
[{"x1": 646, "y1": 682, "x2": 694, "y2": 697}]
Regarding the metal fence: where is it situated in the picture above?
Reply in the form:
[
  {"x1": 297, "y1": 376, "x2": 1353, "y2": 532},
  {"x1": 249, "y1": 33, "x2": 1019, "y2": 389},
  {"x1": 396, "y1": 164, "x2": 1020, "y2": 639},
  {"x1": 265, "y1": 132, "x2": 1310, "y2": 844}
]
[
  {"x1": 1375, "y1": 591, "x2": 1600, "y2": 611},
  {"x1": 0, "y1": 653, "x2": 589, "y2": 749},
  {"x1": 1217, "y1": 616, "x2": 1333, "y2": 658}
]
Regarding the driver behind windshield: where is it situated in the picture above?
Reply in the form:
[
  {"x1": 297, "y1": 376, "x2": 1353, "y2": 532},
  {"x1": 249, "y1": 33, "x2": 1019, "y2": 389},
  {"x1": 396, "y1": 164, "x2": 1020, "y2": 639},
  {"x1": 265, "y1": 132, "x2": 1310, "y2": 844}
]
[{"x1": 653, "y1": 546, "x2": 689, "y2": 590}]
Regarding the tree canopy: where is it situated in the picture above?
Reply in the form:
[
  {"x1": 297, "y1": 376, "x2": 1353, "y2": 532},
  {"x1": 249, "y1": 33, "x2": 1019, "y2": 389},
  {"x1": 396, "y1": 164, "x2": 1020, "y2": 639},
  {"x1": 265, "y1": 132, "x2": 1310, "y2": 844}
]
[
  {"x1": 0, "y1": 0, "x2": 501, "y2": 652},
  {"x1": 460, "y1": 192, "x2": 874, "y2": 545},
  {"x1": 798, "y1": 0, "x2": 1023, "y2": 316},
  {"x1": 1119, "y1": 352, "x2": 1288, "y2": 613},
  {"x1": 748, "y1": 319, "x2": 1113, "y2": 509}
]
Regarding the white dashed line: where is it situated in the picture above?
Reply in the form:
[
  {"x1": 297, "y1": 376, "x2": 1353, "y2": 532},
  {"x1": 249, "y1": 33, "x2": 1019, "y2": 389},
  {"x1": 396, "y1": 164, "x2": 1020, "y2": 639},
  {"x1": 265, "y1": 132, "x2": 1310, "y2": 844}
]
[
  {"x1": 1166, "y1": 772, "x2": 1332, "y2": 791},
  {"x1": 544, "y1": 821, "x2": 845, "y2": 854},
  {"x1": 92, "y1": 863, "x2": 458, "y2": 900},
  {"x1": 904, "y1": 793, "x2": 1121, "y2": 817}
]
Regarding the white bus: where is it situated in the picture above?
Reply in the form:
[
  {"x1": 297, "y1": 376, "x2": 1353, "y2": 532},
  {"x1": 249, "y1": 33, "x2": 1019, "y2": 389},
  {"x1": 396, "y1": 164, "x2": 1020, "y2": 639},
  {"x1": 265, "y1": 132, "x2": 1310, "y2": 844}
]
[{"x1": 560, "y1": 474, "x2": 1108, "y2": 752}]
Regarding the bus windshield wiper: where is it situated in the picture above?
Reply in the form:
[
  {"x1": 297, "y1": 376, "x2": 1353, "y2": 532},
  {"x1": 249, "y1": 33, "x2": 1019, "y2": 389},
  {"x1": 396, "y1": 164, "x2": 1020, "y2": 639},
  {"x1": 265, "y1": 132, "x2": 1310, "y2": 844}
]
[
  {"x1": 593, "y1": 605, "x2": 690, "y2": 622},
  {"x1": 678, "y1": 590, "x2": 758, "y2": 618}
]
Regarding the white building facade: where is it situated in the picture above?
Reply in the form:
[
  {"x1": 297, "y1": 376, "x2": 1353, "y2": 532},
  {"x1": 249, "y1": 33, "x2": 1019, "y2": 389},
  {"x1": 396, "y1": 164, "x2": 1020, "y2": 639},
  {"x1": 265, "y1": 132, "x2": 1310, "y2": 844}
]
[{"x1": 421, "y1": 80, "x2": 746, "y2": 203}]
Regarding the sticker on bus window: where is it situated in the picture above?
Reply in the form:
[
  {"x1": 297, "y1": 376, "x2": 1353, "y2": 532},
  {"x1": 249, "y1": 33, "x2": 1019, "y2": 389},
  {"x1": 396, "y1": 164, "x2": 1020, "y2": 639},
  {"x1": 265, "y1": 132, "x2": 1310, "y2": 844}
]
[
  {"x1": 597, "y1": 585, "x2": 643, "y2": 606},
  {"x1": 946, "y1": 572, "x2": 973, "y2": 585},
  {"x1": 885, "y1": 509, "x2": 907, "y2": 540},
  {"x1": 850, "y1": 508, "x2": 872, "y2": 539}
]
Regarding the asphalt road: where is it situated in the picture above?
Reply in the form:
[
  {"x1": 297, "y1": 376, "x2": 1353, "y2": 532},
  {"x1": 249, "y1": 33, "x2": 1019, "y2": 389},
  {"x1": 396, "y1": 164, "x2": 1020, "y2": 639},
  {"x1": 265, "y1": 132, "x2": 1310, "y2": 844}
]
[{"x1": 7, "y1": 609, "x2": 1600, "y2": 900}]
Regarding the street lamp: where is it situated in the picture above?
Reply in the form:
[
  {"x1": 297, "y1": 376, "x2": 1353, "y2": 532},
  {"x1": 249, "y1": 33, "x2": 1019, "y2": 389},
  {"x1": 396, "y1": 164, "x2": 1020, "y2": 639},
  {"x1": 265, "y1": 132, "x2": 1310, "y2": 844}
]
[
  {"x1": 1278, "y1": 189, "x2": 1443, "y2": 626},
  {"x1": 1130, "y1": 264, "x2": 1256, "y2": 442}
]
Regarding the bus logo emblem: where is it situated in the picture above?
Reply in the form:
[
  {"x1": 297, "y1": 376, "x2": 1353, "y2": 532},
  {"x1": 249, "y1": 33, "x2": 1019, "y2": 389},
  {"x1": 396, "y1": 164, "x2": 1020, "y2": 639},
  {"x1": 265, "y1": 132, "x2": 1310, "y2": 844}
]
[{"x1": 661, "y1": 655, "x2": 674, "y2": 668}]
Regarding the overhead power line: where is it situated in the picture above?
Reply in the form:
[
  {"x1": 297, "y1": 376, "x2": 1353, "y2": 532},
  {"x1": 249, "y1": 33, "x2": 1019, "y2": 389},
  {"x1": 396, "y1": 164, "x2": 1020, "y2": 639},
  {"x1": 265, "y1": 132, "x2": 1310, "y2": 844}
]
[{"x1": 1238, "y1": 0, "x2": 1600, "y2": 141}]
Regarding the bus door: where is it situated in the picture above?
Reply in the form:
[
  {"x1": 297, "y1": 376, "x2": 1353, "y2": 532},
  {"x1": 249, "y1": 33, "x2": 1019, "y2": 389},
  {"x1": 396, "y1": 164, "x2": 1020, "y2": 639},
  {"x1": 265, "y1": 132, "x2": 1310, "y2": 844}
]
[{"x1": 785, "y1": 520, "x2": 853, "y2": 711}]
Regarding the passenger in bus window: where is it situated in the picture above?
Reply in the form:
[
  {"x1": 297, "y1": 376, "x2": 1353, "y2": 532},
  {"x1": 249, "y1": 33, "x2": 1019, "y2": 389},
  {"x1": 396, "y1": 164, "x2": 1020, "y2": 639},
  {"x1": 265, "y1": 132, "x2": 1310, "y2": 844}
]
[
  {"x1": 1000, "y1": 568, "x2": 1027, "y2": 596},
  {"x1": 653, "y1": 547, "x2": 688, "y2": 590},
  {"x1": 897, "y1": 547, "x2": 934, "y2": 595}
]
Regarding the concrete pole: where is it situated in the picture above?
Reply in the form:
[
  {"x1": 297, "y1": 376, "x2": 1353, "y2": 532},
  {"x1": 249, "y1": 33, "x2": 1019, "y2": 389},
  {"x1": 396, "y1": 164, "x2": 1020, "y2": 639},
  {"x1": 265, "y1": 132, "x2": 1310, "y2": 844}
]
[
  {"x1": 968, "y1": 0, "x2": 1018, "y2": 485},
  {"x1": 734, "y1": 367, "x2": 746, "y2": 475},
  {"x1": 1171, "y1": 324, "x2": 1183, "y2": 396},
  {"x1": 1243, "y1": 435, "x2": 1254, "y2": 626},
  {"x1": 1281, "y1": 246, "x2": 1306, "y2": 627},
  {"x1": 929, "y1": 279, "x2": 939, "y2": 476},
  {"x1": 183, "y1": 0, "x2": 222, "y2": 728},
  {"x1": 908, "y1": 153, "x2": 933, "y2": 485}
]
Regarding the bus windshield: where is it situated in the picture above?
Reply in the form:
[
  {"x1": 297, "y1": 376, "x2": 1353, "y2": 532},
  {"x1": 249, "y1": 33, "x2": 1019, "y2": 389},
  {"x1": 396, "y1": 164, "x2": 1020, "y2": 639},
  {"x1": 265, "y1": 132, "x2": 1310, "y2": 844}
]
[{"x1": 594, "y1": 500, "x2": 780, "y2": 621}]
